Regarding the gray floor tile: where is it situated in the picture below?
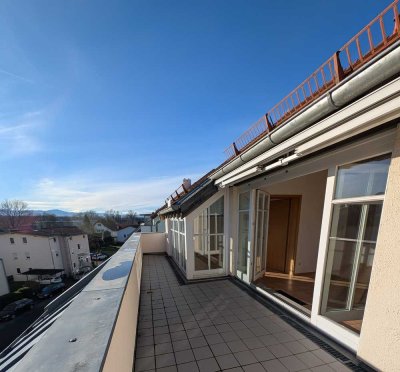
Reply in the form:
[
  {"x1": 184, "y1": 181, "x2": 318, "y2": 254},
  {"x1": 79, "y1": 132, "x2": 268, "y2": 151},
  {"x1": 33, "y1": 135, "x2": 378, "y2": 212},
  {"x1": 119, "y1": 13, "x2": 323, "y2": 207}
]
[
  {"x1": 205, "y1": 333, "x2": 225, "y2": 345},
  {"x1": 201, "y1": 326, "x2": 219, "y2": 335},
  {"x1": 210, "y1": 342, "x2": 231, "y2": 356},
  {"x1": 135, "y1": 356, "x2": 155, "y2": 371},
  {"x1": 177, "y1": 361, "x2": 199, "y2": 372},
  {"x1": 138, "y1": 336, "x2": 155, "y2": 347},
  {"x1": 216, "y1": 323, "x2": 233, "y2": 333},
  {"x1": 267, "y1": 343, "x2": 292, "y2": 358},
  {"x1": 311, "y1": 365, "x2": 335, "y2": 372},
  {"x1": 189, "y1": 336, "x2": 208, "y2": 348},
  {"x1": 222, "y1": 368, "x2": 244, "y2": 372},
  {"x1": 156, "y1": 353, "x2": 176, "y2": 368},
  {"x1": 197, "y1": 357, "x2": 220, "y2": 372},
  {"x1": 170, "y1": 331, "x2": 187, "y2": 342},
  {"x1": 279, "y1": 355, "x2": 308, "y2": 371},
  {"x1": 327, "y1": 361, "x2": 352, "y2": 371},
  {"x1": 243, "y1": 337, "x2": 264, "y2": 349},
  {"x1": 262, "y1": 359, "x2": 289, "y2": 372},
  {"x1": 250, "y1": 347, "x2": 275, "y2": 362},
  {"x1": 186, "y1": 328, "x2": 203, "y2": 339},
  {"x1": 173, "y1": 339, "x2": 191, "y2": 352},
  {"x1": 235, "y1": 350, "x2": 258, "y2": 366},
  {"x1": 311, "y1": 350, "x2": 337, "y2": 364},
  {"x1": 258, "y1": 334, "x2": 279, "y2": 346},
  {"x1": 193, "y1": 346, "x2": 214, "y2": 360},
  {"x1": 136, "y1": 345, "x2": 155, "y2": 358},
  {"x1": 283, "y1": 341, "x2": 309, "y2": 355},
  {"x1": 221, "y1": 331, "x2": 240, "y2": 342},
  {"x1": 156, "y1": 334, "x2": 172, "y2": 344},
  {"x1": 298, "y1": 338, "x2": 319, "y2": 351},
  {"x1": 242, "y1": 363, "x2": 266, "y2": 372},
  {"x1": 296, "y1": 351, "x2": 325, "y2": 368},
  {"x1": 216, "y1": 354, "x2": 240, "y2": 369},
  {"x1": 155, "y1": 342, "x2": 173, "y2": 355},
  {"x1": 158, "y1": 366, "x2": 178, "y2": 372},
  {"x1": 227, "y1": 340, "x2": 248, "y2": 353},
  {"x1": 154, "y1": 326, "x2": 170, "y2": 335},
  {"x1": 175, "y1": 349, "x2": 195, "y2": 364}
]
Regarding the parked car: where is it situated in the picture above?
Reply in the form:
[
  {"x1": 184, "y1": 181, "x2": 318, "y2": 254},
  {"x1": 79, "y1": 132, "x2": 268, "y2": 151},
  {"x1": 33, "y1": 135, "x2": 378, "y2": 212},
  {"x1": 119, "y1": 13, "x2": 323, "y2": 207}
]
[
  {"x1": 38, "y1": 276, "x2": 63, "y2": 285},
  {"x1": 90, "y1": 252, "x2": 108, "y2": 261},
  {"x1": 0, "y1": 298, "x2": 34, "y2": 321},
  {"x1": 37, "y1": 283, "x2": 65, "y2": 299}
]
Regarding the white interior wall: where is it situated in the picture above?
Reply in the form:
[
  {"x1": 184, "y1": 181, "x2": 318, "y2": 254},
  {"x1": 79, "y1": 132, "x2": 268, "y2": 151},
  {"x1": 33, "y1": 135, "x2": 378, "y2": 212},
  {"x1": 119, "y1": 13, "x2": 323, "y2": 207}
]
[{"x1": 260, "y1": 170, "x2": 327, "y2": 274}]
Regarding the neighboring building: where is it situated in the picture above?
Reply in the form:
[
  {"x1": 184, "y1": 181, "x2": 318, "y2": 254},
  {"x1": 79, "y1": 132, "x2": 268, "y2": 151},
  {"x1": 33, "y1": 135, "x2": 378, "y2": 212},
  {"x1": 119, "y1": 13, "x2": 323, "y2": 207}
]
[
  {"x1": 0, "y1": 258, "x2": 9, "y2": 296},
  {"x1": 0, "y1": 228, "x2": 91, "y2": 281},
  {"x1": 115, "y1": 225, "x2": 135, "y2": 243},
  {"x1": 93, "y1": 221, "x2": 117, "y2": 238}
]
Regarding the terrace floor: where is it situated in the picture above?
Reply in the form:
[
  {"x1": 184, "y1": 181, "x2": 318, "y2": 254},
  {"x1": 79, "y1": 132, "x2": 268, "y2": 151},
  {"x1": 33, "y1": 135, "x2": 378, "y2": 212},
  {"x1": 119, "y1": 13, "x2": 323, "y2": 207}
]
[{"x1": 135, "y1": 255, "x2": 357, "y2": 372}]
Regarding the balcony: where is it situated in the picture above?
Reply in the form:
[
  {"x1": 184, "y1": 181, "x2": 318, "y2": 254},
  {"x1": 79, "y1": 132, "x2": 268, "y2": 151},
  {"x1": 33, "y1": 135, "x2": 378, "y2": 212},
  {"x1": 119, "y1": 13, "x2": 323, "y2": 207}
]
[{"x1": 0, "y1": 232, "x2": 373, "y2": 371}]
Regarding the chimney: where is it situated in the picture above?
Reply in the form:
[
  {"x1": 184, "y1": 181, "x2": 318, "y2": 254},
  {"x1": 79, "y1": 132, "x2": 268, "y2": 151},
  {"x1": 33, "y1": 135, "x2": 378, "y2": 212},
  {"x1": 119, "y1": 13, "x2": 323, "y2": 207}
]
[{"x1": 182, "y1": 178, "x2": 191, "y2": 192}]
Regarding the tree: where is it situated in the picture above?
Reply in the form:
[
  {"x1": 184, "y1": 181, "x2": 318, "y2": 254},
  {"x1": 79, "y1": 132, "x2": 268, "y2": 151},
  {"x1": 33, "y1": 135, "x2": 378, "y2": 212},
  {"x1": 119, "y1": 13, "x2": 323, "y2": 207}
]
[
  {"x1": 36, "y1": 213, "x2": 58, "y2": 229},
  {"x1": 0, "y1": 199, "x2": 31, "y2": 229},
  {"x1": 126, "y1": 210, "x2": 138, "y2": 225},
  {"x1": 82, "y1": 214, "x2": 95, "y2": 234}
]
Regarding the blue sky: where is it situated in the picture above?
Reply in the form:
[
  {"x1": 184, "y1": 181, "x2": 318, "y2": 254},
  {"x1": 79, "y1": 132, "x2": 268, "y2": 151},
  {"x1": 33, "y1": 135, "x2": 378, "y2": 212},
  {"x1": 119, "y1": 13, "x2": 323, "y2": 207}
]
[{"x1": 0, "y1": 0, "x2": 392, "y2": 213}]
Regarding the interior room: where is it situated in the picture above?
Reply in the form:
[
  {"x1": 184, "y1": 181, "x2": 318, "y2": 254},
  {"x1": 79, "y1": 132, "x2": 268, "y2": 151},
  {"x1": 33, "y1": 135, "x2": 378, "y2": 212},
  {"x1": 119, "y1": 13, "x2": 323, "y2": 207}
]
[{"x1": 253, "y1": 170, "x2": 328, "y2": 315}]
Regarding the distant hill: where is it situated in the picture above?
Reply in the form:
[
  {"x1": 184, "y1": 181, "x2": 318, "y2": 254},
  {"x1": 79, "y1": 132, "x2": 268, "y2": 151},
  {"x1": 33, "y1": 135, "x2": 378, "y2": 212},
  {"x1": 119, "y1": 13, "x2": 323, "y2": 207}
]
[{"x1": 30, "y1": 209, "x2": 77, "y2": 217}]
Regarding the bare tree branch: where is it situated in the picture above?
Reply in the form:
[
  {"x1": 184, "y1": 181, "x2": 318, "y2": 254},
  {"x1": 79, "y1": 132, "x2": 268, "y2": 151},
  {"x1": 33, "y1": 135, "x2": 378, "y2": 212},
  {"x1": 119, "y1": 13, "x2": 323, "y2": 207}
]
[{"x1": 0, "y1": 199, "x2": 31, "y2": 229}]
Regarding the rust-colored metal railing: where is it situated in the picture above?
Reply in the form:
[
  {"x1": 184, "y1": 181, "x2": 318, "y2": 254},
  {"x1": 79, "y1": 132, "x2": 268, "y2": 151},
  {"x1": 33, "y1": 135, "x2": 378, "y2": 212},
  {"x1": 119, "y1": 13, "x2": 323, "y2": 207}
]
[{"x1": 224, "y1": 0, "x2": 400, "y2": 160}]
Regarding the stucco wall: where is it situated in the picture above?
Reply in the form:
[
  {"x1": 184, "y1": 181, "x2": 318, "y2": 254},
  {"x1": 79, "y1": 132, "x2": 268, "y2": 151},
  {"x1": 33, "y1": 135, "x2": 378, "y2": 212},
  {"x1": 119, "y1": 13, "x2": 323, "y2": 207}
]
[
  {"x1": 0, "y1": 234, "x2": 64, "y2": 280},
  {"x1": 260, "y1": 170, "x2": 327, "y2": 274},
  {"x1": 357, "y1": 127, "x2": 400, "y2": 371},
  {"x1": 140, "y1": 232, "x2": 167, "y2": 253},
  {"x1": 0, "y1": 259, "x2": 10, "y2": 296}
]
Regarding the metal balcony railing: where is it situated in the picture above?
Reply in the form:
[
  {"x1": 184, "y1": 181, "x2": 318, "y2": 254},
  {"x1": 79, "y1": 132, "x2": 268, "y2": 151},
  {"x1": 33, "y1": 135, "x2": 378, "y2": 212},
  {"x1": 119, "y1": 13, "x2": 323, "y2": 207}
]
[{"x1": 224, "y1": 0, "x2": 400, "y2": 160}]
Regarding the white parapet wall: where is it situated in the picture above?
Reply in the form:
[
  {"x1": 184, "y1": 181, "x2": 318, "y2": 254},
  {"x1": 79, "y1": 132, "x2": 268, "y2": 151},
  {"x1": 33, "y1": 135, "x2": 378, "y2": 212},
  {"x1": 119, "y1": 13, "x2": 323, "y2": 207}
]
[{"x1": 140, "y1": 232, "x2": 167, "y2": 254}]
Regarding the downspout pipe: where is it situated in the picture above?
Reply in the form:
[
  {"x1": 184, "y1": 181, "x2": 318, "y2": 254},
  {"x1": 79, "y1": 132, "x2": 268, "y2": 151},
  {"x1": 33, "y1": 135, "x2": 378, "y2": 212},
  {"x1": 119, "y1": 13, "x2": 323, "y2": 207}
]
[{"x1": 210, "y1": 42, "x2": 400, "y2": 181}]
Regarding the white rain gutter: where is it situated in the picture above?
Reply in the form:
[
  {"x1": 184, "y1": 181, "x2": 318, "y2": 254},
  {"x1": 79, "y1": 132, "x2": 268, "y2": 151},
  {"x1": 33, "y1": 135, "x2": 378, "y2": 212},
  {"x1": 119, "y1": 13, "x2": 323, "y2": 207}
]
[{"x1": 211, "y1": 42, "x2": 400, "y2": 183}]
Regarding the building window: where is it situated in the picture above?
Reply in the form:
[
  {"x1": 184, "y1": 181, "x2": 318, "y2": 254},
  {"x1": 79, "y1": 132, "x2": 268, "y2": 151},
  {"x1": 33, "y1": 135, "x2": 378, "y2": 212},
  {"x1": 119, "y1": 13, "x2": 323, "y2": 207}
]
[
  {"x1": 170, "y1": 218, "x2": 186, "y2": 271},
  {"x1": 16, "y1": 268, "x2": 21, "y2": 273},
  {"x1": 56, "y1": 253, "x2": 59, "y2": 257},
  {"x1": 53, "y1": 237, "x2": 56, "y2": 242},
  {"x1": 193, "y1": 196, "x2": 224, "y2": 271},
  {"x1": 25, "y1": 252, "x2": 31, "y2": 260},
  {"x1": 10, "y1": 237, "x2": 15, "y2": 244},
  {"x1": 320, "y1": 154, "x2": 390, "y2": 334},
  {"x1": 77, "y1": 244, "x2": 81, "y2": 250},
  {"x1": 22, "y1": 237, "x2": 27, "y2": 244},
  {"x1": 73, "y1": 263, "x2": 76, "y2": 268}
]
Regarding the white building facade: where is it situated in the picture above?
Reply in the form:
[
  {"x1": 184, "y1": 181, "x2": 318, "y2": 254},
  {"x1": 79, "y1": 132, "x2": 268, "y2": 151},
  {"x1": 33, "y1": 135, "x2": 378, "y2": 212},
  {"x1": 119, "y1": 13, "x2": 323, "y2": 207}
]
[
  {"x1": 0, "y1": 231, "x2": 91, "y2": 281},
  {"x1": 0, "y1": 258, "x2": 9, "y2": 296}
]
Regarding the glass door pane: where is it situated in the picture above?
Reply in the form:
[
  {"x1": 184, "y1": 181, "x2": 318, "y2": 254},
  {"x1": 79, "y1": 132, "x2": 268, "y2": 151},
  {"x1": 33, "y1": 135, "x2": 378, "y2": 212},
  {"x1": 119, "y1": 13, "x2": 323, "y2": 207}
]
[
  {"x1": 254, "y1": 190, "x2": 269, "y2": 281},
  {"x1": 321, "y1": 203, "x2": 382, "y2": 332},
  {"x1": 237, "y1": 191, "x2": 251, "y2": 281}
]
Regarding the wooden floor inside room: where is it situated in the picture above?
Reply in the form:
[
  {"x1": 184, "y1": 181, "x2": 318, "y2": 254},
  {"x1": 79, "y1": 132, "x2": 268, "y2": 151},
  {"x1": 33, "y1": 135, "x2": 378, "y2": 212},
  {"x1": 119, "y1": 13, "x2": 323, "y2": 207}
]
[
  {"x1": 254, "y1": 272, "x2": 316, "y2": 310},
  {"x1": 341, "y1": 319, "x2": 362, "y2": 333}
]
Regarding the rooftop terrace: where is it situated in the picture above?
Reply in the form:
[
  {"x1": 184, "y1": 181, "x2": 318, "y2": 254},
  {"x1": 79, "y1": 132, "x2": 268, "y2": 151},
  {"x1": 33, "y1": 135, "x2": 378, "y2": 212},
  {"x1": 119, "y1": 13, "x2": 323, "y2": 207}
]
[{"x1": 135, "y1": 255, "x2": 365, "y2": 372}]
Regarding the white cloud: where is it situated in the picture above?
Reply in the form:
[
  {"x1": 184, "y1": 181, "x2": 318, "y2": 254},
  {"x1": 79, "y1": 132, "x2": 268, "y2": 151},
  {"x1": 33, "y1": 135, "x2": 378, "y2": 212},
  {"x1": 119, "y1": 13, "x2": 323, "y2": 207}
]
[
  {"x1": 0, "y1": 110, "x2": 45, "y2": 159},
  {"x1": 26, "y1": 173, "x2": 201, "y2": 213}
]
